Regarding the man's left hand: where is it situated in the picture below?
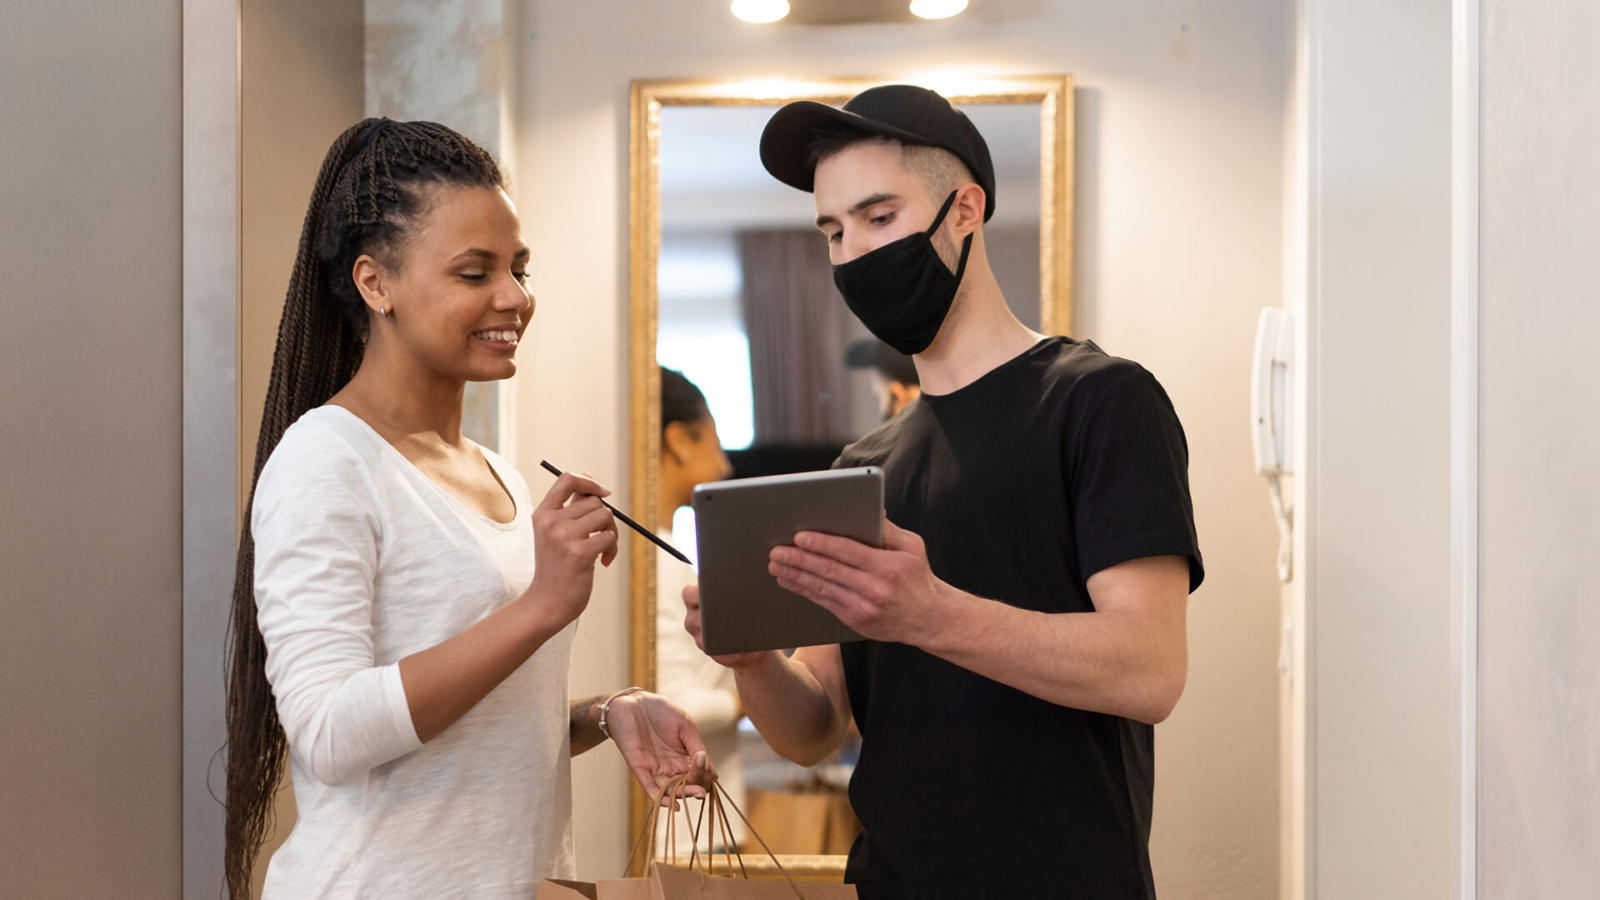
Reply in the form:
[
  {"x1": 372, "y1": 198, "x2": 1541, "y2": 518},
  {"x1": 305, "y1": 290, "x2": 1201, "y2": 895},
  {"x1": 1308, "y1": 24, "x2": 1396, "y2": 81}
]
[{"x1": 768, "y1": 517, "x2": 955, "y2": 647}]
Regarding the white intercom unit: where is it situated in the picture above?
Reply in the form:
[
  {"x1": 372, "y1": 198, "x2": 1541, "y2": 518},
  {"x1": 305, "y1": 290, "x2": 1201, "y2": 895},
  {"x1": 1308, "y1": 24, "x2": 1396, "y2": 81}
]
[
  {"x1": 1251, "y1": 308, "x2": 1295, "y2": 582},
  {"x1": 1252, "y1": 308, "x2": 1295, "y2": 476}
]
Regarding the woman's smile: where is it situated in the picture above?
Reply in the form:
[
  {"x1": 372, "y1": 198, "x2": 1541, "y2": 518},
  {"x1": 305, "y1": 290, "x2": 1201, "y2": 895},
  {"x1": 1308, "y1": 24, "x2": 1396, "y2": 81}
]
[{"x1": 470, "y1": 326, "x2": 520, "y2": 352}]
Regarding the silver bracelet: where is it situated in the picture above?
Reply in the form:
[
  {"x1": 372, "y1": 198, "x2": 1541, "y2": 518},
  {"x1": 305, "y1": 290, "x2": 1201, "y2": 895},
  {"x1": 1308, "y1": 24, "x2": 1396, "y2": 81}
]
[{"x1": 597, "y1": 686, "x2": 644, "y2": 740}]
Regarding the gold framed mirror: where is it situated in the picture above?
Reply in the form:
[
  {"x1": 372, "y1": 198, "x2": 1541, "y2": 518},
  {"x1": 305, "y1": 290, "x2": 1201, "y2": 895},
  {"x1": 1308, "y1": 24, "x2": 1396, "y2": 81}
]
[{"x1": 627, "y1": 74, "x2": 1073, "y2": 879}]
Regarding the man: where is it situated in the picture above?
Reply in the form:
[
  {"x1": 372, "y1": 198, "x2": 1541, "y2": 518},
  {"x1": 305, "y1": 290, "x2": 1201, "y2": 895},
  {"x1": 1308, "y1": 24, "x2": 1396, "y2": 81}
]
[
  {"x1": 683, "y1": 85, "x2": 1203, "y2": 898},
  {"x1": 844, "y1": 337, "x2": 921, "y2": 420}
]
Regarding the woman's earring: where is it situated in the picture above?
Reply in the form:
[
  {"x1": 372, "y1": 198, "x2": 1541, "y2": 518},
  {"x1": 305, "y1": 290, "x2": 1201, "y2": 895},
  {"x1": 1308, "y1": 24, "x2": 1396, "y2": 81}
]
[{"x1": 379, "y1": 305, "x2": 391, "y2": 318}]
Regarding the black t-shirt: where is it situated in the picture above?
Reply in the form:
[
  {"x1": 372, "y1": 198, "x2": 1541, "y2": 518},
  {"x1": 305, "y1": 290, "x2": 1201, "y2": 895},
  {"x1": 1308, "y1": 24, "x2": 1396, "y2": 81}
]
[{"x1": 834, "y1": 336, "x2": 1203, "y2": 900}]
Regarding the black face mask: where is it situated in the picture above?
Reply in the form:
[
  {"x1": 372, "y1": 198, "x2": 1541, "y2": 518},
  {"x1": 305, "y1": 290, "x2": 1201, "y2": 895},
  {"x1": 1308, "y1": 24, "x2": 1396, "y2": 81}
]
[{"x1": 832, "y1": 190, "x2": 972, "y2": 356}]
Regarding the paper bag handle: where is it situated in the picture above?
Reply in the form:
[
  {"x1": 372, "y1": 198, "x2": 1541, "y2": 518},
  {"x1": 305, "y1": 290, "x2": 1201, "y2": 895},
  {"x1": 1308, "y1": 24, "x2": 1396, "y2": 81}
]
[
  {"x1": 624, "y1": 774, "x2": 694, "y2": 875},
  {"x1": 622, "y1": 775, "x2": 807, "y2": 899},
  {"x1": 626, "y1": 775, "x2": 737, "y2": 875}
]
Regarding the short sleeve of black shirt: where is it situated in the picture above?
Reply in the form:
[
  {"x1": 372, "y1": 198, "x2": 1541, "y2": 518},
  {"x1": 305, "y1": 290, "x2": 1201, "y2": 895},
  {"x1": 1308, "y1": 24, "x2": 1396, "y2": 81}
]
[
  {"x1": 832, "y1": 337, "x2": 1201, "y2": 900},
  {"x1": 1066, "y1": 357, "x2": 1205, "y2": 591}
]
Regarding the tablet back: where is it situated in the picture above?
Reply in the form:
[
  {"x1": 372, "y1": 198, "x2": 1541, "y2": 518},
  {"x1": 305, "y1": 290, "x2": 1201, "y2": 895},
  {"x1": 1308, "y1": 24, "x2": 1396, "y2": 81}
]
[{"x1": 691, "y1": 467, "x2": 882, "y2": 655}]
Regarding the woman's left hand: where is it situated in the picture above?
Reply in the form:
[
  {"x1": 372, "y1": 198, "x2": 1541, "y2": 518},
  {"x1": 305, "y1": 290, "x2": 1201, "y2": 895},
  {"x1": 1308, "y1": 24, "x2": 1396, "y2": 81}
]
[{"x1": 605, "y1": 692, "x2": 715, "y2": 805}]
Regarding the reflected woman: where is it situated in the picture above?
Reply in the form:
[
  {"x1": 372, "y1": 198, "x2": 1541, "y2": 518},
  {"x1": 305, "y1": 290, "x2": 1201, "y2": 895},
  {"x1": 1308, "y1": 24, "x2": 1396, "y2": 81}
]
[
  {"x1": 224, "y1": 119, "x2": 710, "y2": 898},
  {"x1": 653, "y1": 367, "x2": 741, "y2": 854}
]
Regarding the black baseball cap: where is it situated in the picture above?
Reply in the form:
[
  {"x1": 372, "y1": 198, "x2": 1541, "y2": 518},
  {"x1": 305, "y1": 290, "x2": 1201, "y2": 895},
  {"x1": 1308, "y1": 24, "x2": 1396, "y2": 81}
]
[
  {"x1": 845, "y1": 338, "x2": 920, "y2": 386},
  {"x1": 759, "y1": 84, "x2": 996, "y2": 221}
]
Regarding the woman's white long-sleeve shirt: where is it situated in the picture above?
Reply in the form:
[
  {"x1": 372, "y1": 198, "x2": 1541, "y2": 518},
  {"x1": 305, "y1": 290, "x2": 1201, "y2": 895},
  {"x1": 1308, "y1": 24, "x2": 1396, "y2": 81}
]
[{"x1": 252, "y1": 406, "x2": 576, "y2": 898}]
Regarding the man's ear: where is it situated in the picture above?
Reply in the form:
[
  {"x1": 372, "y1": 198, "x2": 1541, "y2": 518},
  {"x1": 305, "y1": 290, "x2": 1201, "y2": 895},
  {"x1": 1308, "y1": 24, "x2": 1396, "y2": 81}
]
[
  {"x1": 662, "y1": 421, "x2": 692, "y2": 466},
  {"x1": 352, "y1": 254, "x2": 389, "y2": 316},
  {"x1": 952, "y1": 183, "x2": 986, "y2": 236}
]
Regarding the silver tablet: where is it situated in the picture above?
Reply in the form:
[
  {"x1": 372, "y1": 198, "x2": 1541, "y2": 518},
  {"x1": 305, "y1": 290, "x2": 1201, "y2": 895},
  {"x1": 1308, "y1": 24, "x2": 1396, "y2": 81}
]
[{"x1": 691, "y1": 466, "x2": 883, "y2": 656}]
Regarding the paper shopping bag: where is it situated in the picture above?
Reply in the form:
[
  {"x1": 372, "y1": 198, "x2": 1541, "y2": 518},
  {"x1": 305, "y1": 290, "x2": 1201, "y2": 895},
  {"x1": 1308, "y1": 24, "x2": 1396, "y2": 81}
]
[
  {"x1": 540, "y1": 775, "x2": 857, "y2": 900},
  {"x1": 536, "y1": 877, "x2": 654, "y2": 900},
  {"x1": 651, "y1": 860, "x2": 856, "y2": 899},
  {"x1": 744, "y1": 788, "x2": 831, "y2": 854},
  {"x1": 745, "y1": 782, "x2": 860, "y2": 857},
  {"x1": 819, "y1": 791, "x2": 860, "y2": 857}
]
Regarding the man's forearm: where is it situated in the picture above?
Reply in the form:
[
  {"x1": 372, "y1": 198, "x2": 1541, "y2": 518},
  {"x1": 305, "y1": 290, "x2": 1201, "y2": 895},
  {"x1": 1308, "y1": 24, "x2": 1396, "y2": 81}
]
[
  {"x1": 733, "y1": 648, "x2": 848, "y2": 766},
  {"x1": 920, "y1": 584, "x2": 1187, "y2": 725},
  {"x1": 765, "y1": 524, "x2": 1191, "y2": 725},
  {"x1": 570, "y1": 694, "x2": 607, "y2": 755}
]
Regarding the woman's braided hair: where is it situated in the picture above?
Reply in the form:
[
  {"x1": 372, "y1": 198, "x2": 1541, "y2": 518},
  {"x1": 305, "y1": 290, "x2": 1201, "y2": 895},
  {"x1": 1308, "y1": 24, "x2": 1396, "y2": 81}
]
[{"x1": 223, "y1": 118, "x2": 504, "y2": 898}]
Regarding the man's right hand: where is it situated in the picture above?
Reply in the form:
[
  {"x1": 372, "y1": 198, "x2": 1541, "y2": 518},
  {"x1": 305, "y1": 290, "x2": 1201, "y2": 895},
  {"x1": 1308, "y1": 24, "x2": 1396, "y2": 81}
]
[
  {"x1": 683, "y1": 583, "x2": 853, "y2": 766},
  {"x1": 682, "y1": 584, "x2": 774, "y2": 670}
]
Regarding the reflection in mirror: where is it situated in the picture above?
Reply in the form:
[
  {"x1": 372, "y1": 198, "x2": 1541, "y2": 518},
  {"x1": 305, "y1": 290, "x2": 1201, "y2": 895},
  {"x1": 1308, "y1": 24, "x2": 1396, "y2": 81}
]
[
  {"x1": 630, "y1": 77, "x2": 1072, "y2": 878},
  {"x1": 656, "y1": 103, "x2": 1044, "y2": 480},
  {"x1": 652, "y1": 365, "x2": 745, "y2": 858}
]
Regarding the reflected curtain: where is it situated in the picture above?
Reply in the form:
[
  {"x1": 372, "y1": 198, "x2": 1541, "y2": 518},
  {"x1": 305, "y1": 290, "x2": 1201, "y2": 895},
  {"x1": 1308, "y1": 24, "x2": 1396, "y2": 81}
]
[{"x1": 736, "y1": 229, "x2": 859, "y2": 444}]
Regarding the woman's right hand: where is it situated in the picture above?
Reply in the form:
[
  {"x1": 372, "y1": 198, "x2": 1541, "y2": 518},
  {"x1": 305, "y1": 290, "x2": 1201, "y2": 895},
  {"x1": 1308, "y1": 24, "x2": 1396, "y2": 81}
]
[{"x1": 525, "y1": 472, "x2": 619, "y2": 630}]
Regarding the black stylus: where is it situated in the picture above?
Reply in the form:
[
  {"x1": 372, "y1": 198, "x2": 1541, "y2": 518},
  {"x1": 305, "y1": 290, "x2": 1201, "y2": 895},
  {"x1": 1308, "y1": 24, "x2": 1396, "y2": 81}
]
[{"x1": 538, "y1": 460, "x2": 692, "y2": 565}]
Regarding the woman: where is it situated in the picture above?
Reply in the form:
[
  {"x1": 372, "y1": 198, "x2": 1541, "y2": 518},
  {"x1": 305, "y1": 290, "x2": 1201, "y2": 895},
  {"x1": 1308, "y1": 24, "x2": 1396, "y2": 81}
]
[{"x1": 224, "y1": 118, "x2": 709, "y2": 898}]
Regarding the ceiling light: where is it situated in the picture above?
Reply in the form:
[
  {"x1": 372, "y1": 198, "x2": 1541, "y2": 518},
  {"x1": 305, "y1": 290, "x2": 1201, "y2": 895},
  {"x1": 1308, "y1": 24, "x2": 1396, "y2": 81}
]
[
  {"x1": 731, "y1": 0, "x2": 790, "y2": 24},
  {"x1": 909, "y1": 0, "x2": 968, "y2": 20}
]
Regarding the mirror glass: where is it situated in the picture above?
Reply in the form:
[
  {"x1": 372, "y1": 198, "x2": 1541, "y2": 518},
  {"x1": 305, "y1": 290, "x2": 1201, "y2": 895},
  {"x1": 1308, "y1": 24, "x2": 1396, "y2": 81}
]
[{"x1": 631, "y1": 77, "x2": 1071, "y2": 879}]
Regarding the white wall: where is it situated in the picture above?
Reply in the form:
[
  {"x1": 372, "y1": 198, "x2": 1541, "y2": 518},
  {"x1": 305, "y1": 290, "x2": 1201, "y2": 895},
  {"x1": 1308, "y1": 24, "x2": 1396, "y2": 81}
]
[
  {"x1": 512, "y1": 2, "x2": 1291, "y2": 893},
  {"x1": 1, "y1": 2, "x2": 184, "y2": 896},
  {"x1": 183, "y1": 0, "x2": 241, "y2": 893},
  {"x1": 1297, "y1": 0, "x2": 1460, "y2": 896},
  {"x1": 1478, "y1": 1, "x2": 1600, "y2": 894}
]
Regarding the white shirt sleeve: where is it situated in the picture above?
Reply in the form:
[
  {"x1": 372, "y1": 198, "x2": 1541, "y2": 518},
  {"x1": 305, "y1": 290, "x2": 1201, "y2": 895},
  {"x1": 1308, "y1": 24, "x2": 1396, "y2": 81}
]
[
  {"x1": 252, "y1": 425, "x2": 423, "y2": 786},
  {"x1": 655, "y1": 560, "x2": 741, "y2": 731}
]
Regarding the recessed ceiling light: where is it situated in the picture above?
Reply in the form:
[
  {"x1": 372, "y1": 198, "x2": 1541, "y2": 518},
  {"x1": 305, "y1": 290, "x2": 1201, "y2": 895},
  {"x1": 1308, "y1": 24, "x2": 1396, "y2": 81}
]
[
  {"x1": 731, "y1": 0, "x2": 791, "y2": 24},
  {"x1": 909, "y1": 0, "x2": 968, "y2": 20}
]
